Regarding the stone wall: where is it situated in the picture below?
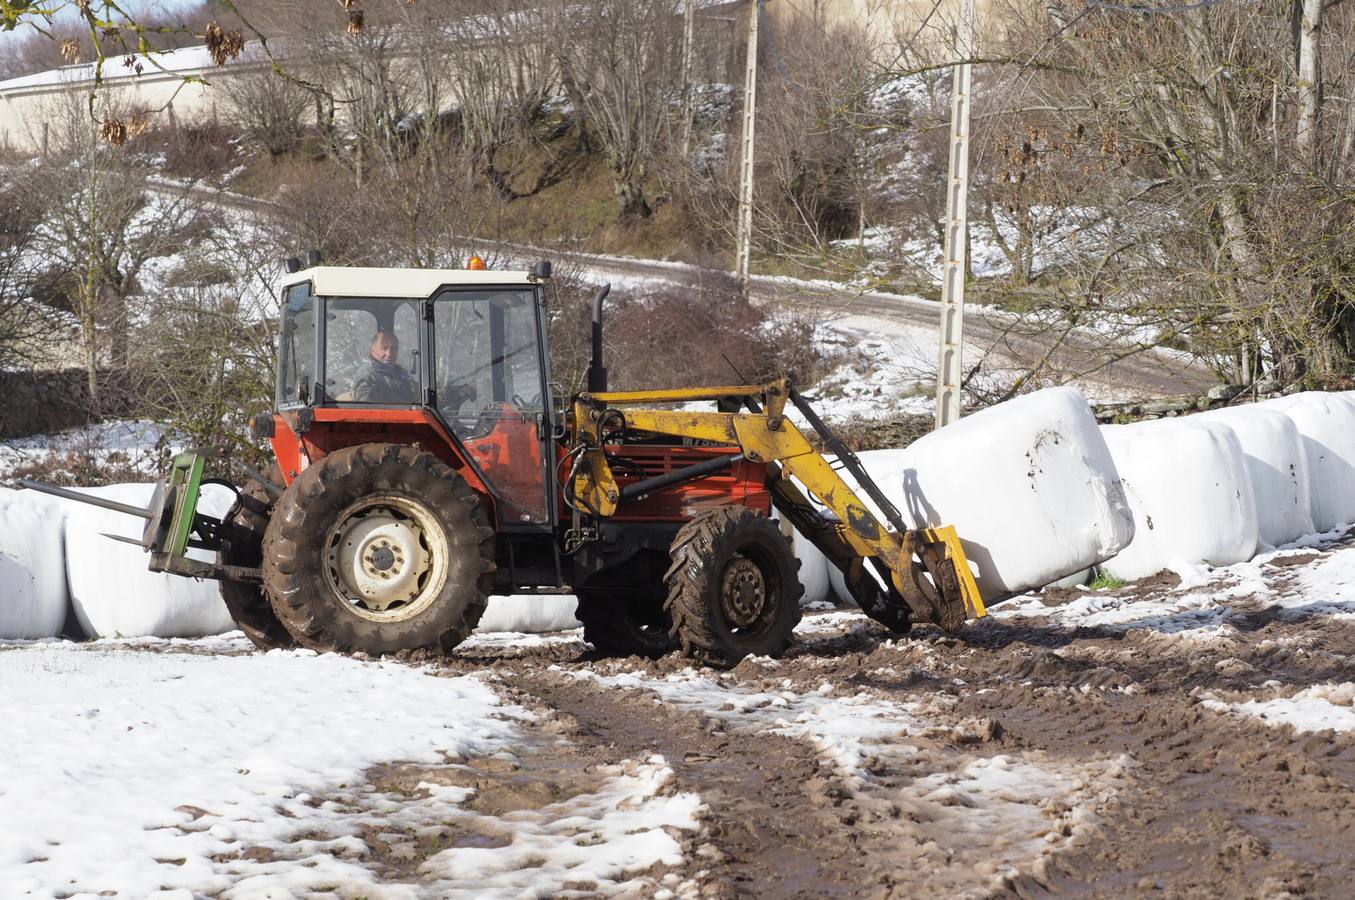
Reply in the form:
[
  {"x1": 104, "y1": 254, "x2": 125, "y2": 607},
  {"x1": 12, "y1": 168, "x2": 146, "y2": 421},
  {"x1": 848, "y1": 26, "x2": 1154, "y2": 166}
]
[{"x1": 0, "y1": 369, "x2": 140, "y2": 440}]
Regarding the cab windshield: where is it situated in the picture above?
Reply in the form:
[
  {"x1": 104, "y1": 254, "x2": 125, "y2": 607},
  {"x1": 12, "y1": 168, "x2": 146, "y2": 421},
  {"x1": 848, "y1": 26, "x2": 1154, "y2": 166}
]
[{"x1": 323, "y1": 298, "x2": 422, "y2": 404}]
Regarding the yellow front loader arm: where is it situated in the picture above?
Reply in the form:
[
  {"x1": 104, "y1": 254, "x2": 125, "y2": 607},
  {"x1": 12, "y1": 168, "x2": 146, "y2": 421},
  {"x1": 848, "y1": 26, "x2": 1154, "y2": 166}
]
[{"x1": 569, "y1": 379, "x2": 984, "y2": 632}]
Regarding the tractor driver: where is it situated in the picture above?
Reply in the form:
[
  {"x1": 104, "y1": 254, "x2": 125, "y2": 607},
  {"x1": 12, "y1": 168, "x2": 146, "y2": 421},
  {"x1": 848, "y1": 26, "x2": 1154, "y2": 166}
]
[
  {"x1": 351, "y1": 330, "x2": 416, "y2": 404},
  {"x1": 350, "y1": 329, "x2": 478, "y2": 412}
]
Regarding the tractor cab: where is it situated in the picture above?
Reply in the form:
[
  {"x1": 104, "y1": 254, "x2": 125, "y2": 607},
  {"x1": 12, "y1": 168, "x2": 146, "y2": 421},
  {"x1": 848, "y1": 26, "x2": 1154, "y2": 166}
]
[{"x1": 272, "y1": 264, "x2": 556, "y2": 528}]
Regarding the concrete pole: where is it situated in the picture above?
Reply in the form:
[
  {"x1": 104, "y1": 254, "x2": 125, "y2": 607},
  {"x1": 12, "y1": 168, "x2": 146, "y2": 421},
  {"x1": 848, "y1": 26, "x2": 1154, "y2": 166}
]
[
  {"x1": 734, "y1": 0, "x2": 760, "y2": 295},
  {"x1": 934, "y1": 0, "x2": 975, "y2": 429},
  {"x1": 680, "y1": 0, "x2": 696, "y2": 157}
]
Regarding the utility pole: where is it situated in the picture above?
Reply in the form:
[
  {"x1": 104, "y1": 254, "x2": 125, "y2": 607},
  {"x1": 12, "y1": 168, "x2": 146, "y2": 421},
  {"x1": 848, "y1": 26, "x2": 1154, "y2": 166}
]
[
  {"x1": 734, "y1": 0, "x2": 760, "y2": 295},
  {"x1": 680, "y1": 0, "x2": 696, "y2": 157},
  {"x1": 935, "y1": 0, "x2": 975, "y2": 429}
]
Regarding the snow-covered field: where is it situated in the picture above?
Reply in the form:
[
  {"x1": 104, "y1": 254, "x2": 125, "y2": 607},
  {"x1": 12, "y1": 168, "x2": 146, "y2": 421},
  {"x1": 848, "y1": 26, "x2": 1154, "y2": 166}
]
[{"x1": 0, "y1": 639, "x2": 700, "y2": 898}]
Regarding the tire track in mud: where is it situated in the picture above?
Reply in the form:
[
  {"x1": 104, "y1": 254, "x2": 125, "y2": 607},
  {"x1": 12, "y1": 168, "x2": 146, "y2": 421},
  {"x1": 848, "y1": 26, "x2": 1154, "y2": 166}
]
[
  {"x1": 440, "y1": 645, "x2": 1128, "y2": 898},
  {"x1": 841, "y1": 545, "x2": 1355, "y2": 897},
  {"x1": 421, "y1": 541, "x2": 1355, "y2": 896},
  {"x1": 499, "y1": 669, "x2": 866, "y2": 899}
]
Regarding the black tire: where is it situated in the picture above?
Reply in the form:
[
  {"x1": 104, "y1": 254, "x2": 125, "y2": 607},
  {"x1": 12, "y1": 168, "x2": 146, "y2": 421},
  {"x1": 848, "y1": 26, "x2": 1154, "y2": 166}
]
[
  {"x1": 261, "y1": 443, "x2": 496, "y2": 655},
  {"x1": 575, "y1": 587, "x2": 674, "y2": 658},
  {"x1": 665, "y1": 506, "x2": 804, "y2": 667},
  {"x1": 218, "y1": 463, "x2": 295, "y2": 650}
]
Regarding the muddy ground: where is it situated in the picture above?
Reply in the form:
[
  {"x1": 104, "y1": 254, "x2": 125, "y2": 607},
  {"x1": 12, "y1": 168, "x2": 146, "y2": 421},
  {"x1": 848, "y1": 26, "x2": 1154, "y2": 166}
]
[
  {"x1": 191, "y1": 540, "x2": 1355, "y2": 898},
  {"x1": 436, "y1": 552, "x2": 1355, "y2": 897}
]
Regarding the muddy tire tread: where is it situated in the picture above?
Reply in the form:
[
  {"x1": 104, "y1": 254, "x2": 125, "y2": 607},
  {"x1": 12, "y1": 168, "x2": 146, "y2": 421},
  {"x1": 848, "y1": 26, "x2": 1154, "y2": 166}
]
[{"x1": 664, "y1": 505, "x2": 803, "y2": 667}]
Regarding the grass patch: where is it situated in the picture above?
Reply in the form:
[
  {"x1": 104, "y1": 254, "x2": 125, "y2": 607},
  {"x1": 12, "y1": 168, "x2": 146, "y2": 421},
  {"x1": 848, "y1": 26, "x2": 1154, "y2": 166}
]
[{"x1": 1088, "y1": 570, "x2": 1126, "y2": 590}]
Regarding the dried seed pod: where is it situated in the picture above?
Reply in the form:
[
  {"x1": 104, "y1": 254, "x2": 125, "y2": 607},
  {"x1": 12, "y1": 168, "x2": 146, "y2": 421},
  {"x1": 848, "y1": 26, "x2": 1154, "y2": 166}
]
[{"x1": 100, "y1": 119, "x2": 128, "y2": 146}]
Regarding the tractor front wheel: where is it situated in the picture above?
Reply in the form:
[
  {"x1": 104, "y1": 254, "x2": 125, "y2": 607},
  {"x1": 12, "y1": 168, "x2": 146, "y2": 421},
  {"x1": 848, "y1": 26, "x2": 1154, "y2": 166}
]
[
  {"x1": 664, "y1": 506, "x2": 803, "y2": 667},
  {"x1": 262, "y1": 444, "x2": 496, "y2": 655}
]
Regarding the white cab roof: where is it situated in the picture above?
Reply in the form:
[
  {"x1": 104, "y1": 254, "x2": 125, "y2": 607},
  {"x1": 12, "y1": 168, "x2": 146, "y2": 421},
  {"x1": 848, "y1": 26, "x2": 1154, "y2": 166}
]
[{"x1": 283, "y1": 266, "x2": 536, "y2": 299}]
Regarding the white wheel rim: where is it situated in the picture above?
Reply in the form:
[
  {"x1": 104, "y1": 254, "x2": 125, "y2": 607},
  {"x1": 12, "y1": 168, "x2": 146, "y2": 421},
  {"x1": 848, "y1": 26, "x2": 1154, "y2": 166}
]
[{"x1": 323, "y1": 495, "x2": 449, "y2": 622}]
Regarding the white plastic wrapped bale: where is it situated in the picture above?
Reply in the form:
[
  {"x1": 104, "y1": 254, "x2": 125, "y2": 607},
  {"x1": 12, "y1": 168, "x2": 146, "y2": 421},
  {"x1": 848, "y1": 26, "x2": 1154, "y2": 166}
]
[
  {"x1": 1100, "y1": 419, "x2": 1259, "y2": 581},
  {"x1": 893, "y1": 387, "x2": 1134, "y2": 601},
  {"x1": 61, "y1": 483, "x2": 237, "y2": 638},
  {"x1": 818, "y1": 449, "x2": 907, "y2": 604},
  {"x1": 1261, "y1": 392, "x2": 1355, "y2": 532},
  {"x1": 1196, "y1": 405, "x2": 1314, "y2": 550},
  {"x1": 476, "y1": 594, "x2": 583, "y2": 633},
  {"x1": 770, "y1": 502, "x2": 833, "y2": 606},
  {"x1": 0, "y1": 489, "x2": 69, "y2": 639}
]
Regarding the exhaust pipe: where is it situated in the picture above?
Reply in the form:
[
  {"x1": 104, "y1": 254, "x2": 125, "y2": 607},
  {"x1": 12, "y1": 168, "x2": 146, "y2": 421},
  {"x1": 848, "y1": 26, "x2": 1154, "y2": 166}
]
[{"x1": 587, "y1": 283, "x2": 610, "y2": 393}]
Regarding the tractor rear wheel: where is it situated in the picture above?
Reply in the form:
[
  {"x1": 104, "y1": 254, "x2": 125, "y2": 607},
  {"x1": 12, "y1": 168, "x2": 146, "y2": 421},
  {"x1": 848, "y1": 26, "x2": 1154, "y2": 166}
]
[
  {"x1": 575, "y1": 587, "x2": 674, "y2": 658},
  {"x1": 218, "y1": 463, "x2": 295, "y2": 650},
  {"x1": 664, "y1": 506, "x2": 803, "y2": 667},
  {"x1": 261, "y1": 444, "x2": 496, "y2": 655}
]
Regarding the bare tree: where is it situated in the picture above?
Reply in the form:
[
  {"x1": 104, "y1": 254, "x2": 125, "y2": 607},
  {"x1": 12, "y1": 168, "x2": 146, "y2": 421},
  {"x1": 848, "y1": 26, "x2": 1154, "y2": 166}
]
[
  {"x1": 548, "y1": 0, "x2": 685, "y2": 218},
  {"x1": 220, "y1": 63, "x2": 312, "y2": 157},
  {"x1": 0, "y1": 184, "x2": 58, "y2": 368},
  {"x1": 267, "y1": 132, "x2": 504, "y2": 269},
  {"x1": 442, "y1": 0, "x2": 555, "y2": 198},
  {"x1": 20, "y1": 89, "x2": 213, "y2": 409}
]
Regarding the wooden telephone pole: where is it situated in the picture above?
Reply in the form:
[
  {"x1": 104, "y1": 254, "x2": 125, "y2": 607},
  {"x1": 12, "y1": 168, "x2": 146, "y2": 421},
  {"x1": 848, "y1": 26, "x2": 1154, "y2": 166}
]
[{"x1": 935, "y1": 0, "x2": 975, "y2": 429}]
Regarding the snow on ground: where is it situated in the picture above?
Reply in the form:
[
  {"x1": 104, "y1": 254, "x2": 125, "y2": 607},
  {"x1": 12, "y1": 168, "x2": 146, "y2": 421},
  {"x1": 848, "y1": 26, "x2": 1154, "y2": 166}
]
[
  {"x1": 804, "y1": 310, "x2": 1141, "y2": 425},
  {"x1": 1198, "y1": 683, "x2": 1355, "y2": 735},
  {"x1": 566, "y1": 666, "x2": 933, "y2": 775},
  {"x1": 989, "y1": 528, "x2": 1355, "y2": 638},
  {"x1": 984, "y1": 529, "x2": 1355, "y2": 734},
  {"x1": 0, "y1": 642, "x2": 700, "y2": 898}
]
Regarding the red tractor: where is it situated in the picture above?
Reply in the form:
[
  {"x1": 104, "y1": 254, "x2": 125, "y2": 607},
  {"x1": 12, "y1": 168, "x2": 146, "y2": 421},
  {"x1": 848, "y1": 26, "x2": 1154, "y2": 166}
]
[{"x1": 25, "y1": 259, "x2": 983, "y2": 666}]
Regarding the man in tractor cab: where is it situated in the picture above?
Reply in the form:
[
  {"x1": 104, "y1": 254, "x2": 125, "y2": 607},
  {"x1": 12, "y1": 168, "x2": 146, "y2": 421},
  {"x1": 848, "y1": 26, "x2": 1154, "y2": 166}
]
[
  {"x1": 350, "y1": 329, "x2": 479, "y2": 412},
  {"x1": 351, "y1": 330, "x2": 417, "y2": 403}
]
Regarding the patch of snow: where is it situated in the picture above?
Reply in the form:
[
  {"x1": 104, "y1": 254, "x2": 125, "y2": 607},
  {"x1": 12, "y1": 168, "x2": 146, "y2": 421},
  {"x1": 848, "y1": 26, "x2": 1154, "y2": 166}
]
[
  {"x1": 0, "y1": 643, "x2": 524, "y2": 896},
  {"x1": 569, "y1": 668, "x2": 930, "y2": 775},
  {"x1": 0, "y1": 641, "x2": 703, "y2": 896},
  {"x1": 1199, "y1": 683, "x2": 1355, "y2": 734},
  {"x1": 415, "y1": 756, "x2": 702, "y2": 897},
  {"x1": 0, "y1": 420, "x2": 171, "y2": 481},
  {"x1": 991, "y1": 532, "x2": 1355, "y2": 639}
]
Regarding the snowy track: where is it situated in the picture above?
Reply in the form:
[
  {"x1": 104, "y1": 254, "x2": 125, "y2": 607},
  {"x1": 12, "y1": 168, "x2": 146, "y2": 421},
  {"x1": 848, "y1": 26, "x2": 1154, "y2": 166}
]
[{"x1": 8, "y1": 537, "x2": 1355, "y2": 896}]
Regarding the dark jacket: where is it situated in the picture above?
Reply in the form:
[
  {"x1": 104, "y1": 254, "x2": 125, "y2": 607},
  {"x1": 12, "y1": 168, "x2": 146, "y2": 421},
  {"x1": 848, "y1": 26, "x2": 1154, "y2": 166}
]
[{"x1": 351, "y1": 358, "x2": 416, "y2": 404}]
